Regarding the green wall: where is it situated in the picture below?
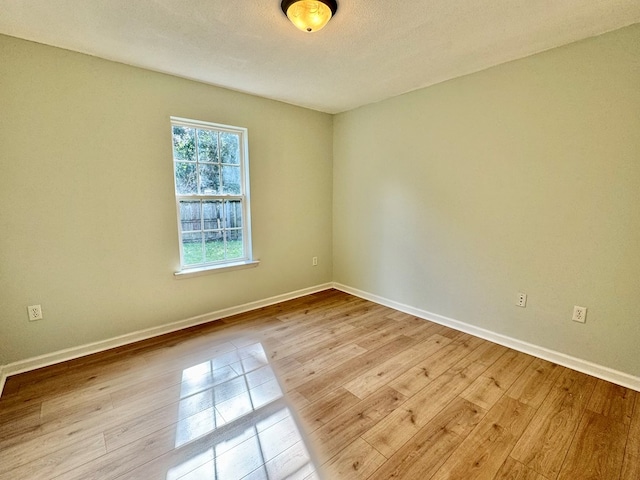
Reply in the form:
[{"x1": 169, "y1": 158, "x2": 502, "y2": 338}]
[
  {"x1": 0, "y1": 35, "x2": 333, "y2": 365},
  {"x1": 333, "y1": 24, "x2": 640, "y2": 375},
  {"x1": 2, "y1": 25, "x2": 639, "y2": 377}
]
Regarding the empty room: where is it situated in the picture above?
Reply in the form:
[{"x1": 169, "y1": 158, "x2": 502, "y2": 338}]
[{"x1": 1, "y1": 1, "x2": 639, "y2": 479}]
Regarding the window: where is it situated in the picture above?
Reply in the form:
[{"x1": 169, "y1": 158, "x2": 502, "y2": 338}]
[{"x1": 171, "y1": 117, "x2": 254, "y2": 274}]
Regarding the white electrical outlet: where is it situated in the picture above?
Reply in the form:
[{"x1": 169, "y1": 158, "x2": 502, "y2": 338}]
[
  {"x1": 572, "y1": 306, "x2": 587, "y2": 323},
  {"x1": 517, "y1": 293, "x2": 527, "y2": 308},
  {"x1": 312, "y1": 256, "x2": 318, "y2": 266},
  {"x1": 28, "y1": 304, "x2": 43, "y2": 321}
]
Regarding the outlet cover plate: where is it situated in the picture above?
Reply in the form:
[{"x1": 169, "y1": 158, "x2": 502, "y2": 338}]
[
  {"x1": 517, "y1": 293, "x2": 527, "y2": 308},
  {"x1": 572, "y1": 305, "x2": 587, "y2": 323},
  {"x1": 28, "y1": 304, "x2": 43, "y2": 321}
]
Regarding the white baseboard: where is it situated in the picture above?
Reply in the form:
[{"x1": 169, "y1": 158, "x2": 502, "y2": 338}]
[
  {"x1": 4, "y1": 281, "x2": 638, "y2": 397},
  {"x1": 333, "y1": 282, "x2": 640, "y2": 392},
  {"x1": 0, "y1": 366, "x2": 6, "y2": 397},
  {"x1": 0, "y1": 283, "x2": 333, "y2": 397}
]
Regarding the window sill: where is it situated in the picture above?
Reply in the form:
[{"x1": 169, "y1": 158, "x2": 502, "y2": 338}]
[{"x1": 174, "y1": 260, "x2": 260, "y2": 278}]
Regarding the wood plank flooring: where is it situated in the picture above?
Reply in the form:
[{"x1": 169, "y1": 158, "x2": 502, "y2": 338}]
[{"x1": 0, "y1": 289, "x2": 638, "y2": 479}]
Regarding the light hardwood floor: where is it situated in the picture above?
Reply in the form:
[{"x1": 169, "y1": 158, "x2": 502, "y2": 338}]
[{"x1": 1, "y1": 289, "x2": 638, "y2": 479}]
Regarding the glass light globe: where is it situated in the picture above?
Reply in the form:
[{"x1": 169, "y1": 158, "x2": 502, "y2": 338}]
[{"x1": 285, "y1": 1, "x2": 334, "y2": 33}]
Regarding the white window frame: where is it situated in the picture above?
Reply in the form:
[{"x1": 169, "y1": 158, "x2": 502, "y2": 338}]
[{"x1": 171, "y1": 117, "x2": 257, "y2": 276}]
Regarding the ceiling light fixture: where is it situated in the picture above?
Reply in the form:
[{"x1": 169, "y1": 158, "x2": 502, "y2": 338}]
[{"x1": 281, "y1": 0, "x2": 338, "y2": 33}]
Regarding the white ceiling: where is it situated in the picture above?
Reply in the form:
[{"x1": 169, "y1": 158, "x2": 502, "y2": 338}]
[{"x1": 1, "y1": 1, "x2": 639, "y2": 114}]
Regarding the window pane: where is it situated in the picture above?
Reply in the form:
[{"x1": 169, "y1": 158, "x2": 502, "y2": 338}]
[
  {"x1": 197, "y1": 129, "x2": 219, "y2": 163},
  {"x1": 222, "y1": 166, "x2": 241, "y2": 194},
  {"x1": 203, "y1": 201, "x2": 223, "y2": 231},
  {"x1": 199, "y1": 164, "x2": 220, "y2": 194},
  {"x1": 172, "y1": 126, "x2": 196, "y2": 161},
  {"x1": 224, "y1": 200, "x2": 243, "y2": 229},
  {"x1": 171, "y1": 118, "x2": 251, "y2": 271},
  {"x1": 175, "y1": 162, "x2": 198, "y2": 194},
  {"x1": 220, "y1": 132, "x2": 240, "y2": 164},
  {"x1": 226, "y1": 229, "x2": 243, "y2": 260},
  {"x1": 179, "y1": 201, "x2": 201, "y2": 232},
  {"x1": 182, "y1": 232, "x2": 203, "y2": 265},
  {"x1": 205, "y1": 232, "x2": 225, "y2": 263}
]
